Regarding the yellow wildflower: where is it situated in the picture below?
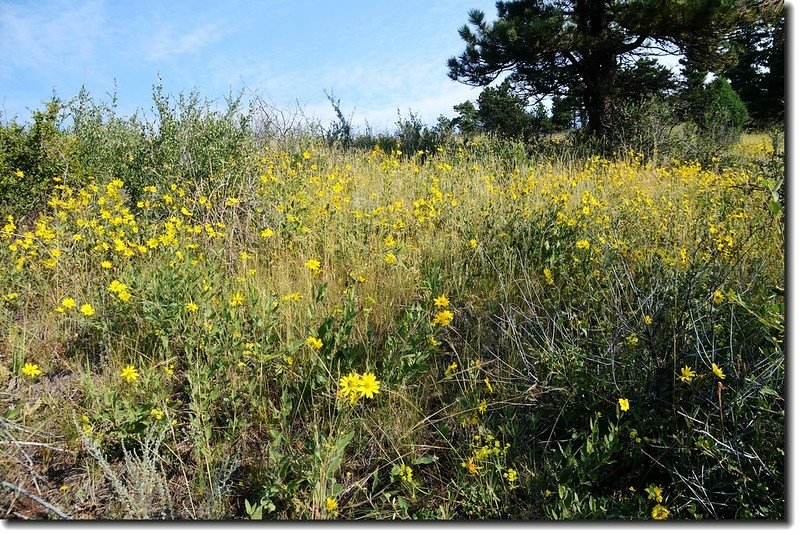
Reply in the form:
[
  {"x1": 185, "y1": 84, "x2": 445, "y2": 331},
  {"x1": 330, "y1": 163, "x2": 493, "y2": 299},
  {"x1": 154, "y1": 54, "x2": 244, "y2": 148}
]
[
  {"x1": 229, "y1": 292, "x2": 244, "y2": 307},
  {"x1": 461, "y1": 456, "x2": 479, "y2": 475},
  {"x1": 338, "y1": 372, "x2": 361, "y2": 405},
  {"x1": 80, "y1": 414, "x2": 93, "y2": 435},
  {"x1": 647, "y1": 485, "x2": 664, "y2": 503},
  {"x1": 679, "y1": 365, "x2": 696, "y2": 383},
  {"x1": 185, "y1": 302, "x2": 198, "y2": 313},
  {"x1": 433, "y1": 294, "x2": 450, "y2": 308},
  {"x1": 503, "y1": 468, "x2": 518, "y2": 483},
  {"x1": 61, "y1": 297, "x2": 76, "y2": 309},
  {"x1": 150, "y1": 408, "x2": 164, "y2": 420},
  {"x1": 358, "y1": 372, "x2": 381, "y2": 399},
  {"x1": 21, "y1": 362, "x2": 42, "y2": 378},
  {"x1": 399, "y1": 464, "x2": 413, "y2": 484},
  {"x1": 651, "y1": 504, "x2": 669, "y2": 520},
  {"x1": 79, "y1": 303, "x2": 95, "y2": 316},
  {"x1": 108, "y1": 280, "x2": 126, "y2": 293},
  {"x1": 618, "y1": 398, "x2": 630, "y2": 412},
  {"x1": 432, "y1": 309, "x2": 454, "y2": 327},
  {"x1": 543, "y1": 267, "x2": 554, "y2": 285},
  {"x1": 305, "y1": 336, "x2": 323, "y2": 350},
  {"x1": 711, "y1": 362, "x2": 726, "y2": 380},
  {"x1": 326, "y1": 496, "x2": 339, "y2": 518},
  {"x1": 120, "y1": 365, "x2": 139, "y2": 383},
  {"x1": 305, "y1": 258, "x2": 321, "y2": 273}
]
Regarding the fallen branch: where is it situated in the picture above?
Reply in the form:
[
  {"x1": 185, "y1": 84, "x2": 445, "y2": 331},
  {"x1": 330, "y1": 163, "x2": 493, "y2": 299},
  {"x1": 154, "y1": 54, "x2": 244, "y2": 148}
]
[
  {"x1": 1, "y1": 480, "x2": 72, "y2": 520},
  {"x1": 0, "y1": 440, "x2": 71, "y2": 453}
]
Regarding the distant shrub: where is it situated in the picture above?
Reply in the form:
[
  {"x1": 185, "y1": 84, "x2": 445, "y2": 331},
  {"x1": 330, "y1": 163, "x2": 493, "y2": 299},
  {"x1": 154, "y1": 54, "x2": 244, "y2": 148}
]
[
  {"x1": 0, "y1": 100, "x2": 75, "y2": 217},
  {"x1": 701, "y1": 77, "x2": 749, "y2": 147},
  {"x1": 609, "y1": 97, "x2": 685, "y2": 162}
]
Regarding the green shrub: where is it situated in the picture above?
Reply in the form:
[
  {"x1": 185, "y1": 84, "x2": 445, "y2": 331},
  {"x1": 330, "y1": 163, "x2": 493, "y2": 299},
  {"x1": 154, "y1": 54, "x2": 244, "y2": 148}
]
[
  {"x1": 701, "y1": 77, "x2": 749, "y2": 147},
  {"x1": 0, "y1": 101, "x2": 74, "y2": 217}
]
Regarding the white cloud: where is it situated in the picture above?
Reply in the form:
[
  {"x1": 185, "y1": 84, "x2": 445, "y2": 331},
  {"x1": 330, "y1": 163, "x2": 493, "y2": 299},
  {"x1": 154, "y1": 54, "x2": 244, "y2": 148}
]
[
  {"x1": 0, "y1": 0, "x2": 106, "y2": 79},
  {"x1": 141, "y1": 21, "x2": 228, "y2": 63},
  {"x1": 213, "y1": 40, "x2": 484, "y2": 131}
]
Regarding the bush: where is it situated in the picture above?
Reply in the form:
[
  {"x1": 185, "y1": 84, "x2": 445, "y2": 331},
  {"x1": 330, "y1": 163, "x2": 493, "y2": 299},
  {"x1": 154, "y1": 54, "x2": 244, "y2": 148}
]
[
  {"x1": 700, "y1": 77, "x2": 749, "y2": 147},
  {"x1": 0, "y1": 100, "x2": 75, "y2": 217},
  {"x1": 609, "y1": 98, "x2": 685, "y2": 162}
]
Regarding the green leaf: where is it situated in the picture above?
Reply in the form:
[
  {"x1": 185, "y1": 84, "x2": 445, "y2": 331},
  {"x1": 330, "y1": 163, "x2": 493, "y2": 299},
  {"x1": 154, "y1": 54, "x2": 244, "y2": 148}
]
[
  {"x1": 335, "y1": 430, "x2": 355, "y2": 452},
  {"x1": 245, "y1": 499, "x2": 263, "y2": 520}
]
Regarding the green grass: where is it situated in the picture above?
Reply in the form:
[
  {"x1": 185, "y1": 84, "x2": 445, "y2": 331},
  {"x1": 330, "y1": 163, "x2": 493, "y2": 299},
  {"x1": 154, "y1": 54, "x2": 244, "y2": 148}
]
[{"x1": 0, "y1": 95, "x2": 784, "y2": 520}]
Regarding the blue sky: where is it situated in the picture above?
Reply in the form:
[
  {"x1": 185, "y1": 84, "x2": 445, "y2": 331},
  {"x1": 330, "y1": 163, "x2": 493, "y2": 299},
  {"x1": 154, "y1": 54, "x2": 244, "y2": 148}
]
[{"x1": 0, "y1": 0, "x2": 499, "y2": 130}]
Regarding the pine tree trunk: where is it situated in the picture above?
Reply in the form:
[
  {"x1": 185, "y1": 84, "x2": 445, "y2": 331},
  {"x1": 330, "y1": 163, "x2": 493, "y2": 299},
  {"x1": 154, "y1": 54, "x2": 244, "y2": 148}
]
[
  {"x1": 583, "y1": 55, "x2": 617, "y2": 139},
  {"x1": 577, "y1": 0, "x2": 616, "y2": 139}
]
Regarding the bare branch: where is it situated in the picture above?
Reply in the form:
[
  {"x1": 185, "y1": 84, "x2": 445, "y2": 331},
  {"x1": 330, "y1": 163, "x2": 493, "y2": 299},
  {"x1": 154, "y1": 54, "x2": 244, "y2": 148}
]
[{"x1": 1, "y1": 480, "x2": 72, "y2": 520}]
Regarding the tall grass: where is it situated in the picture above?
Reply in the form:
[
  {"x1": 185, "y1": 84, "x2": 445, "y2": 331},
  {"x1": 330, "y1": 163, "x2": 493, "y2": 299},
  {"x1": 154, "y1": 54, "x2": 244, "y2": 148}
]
[{"x1": 0, "y1": 91, "x2": 784, "y2": 520}]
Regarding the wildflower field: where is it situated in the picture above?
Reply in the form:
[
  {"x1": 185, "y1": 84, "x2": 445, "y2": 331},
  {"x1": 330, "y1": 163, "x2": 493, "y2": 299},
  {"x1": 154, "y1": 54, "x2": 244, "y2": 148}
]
[{"x1": 0, "y1": 98, "x2": 784, "y2": 520}]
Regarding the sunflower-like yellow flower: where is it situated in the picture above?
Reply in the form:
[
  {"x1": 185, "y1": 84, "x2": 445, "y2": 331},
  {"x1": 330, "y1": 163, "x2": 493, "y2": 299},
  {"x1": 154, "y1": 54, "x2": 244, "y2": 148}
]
[
  {"x1": 305, "y1": 258, "x2": 321, "y2": 273},
  {"x1": 21, "y1": 362, "x2": 42, "y2": 378},
  {"x1": 461, "y1": 456, "x2": 480, "y2": 475},
  {"x1": 358, "y1": 372, "x2": 381, "y2": 399},
  {"x1": 679, "y1": 365, "x2": 696, "y2": 383},
  {"x1": 338, "y1": 372, "x2": 361, "y2": 405},
  {"x1": 651, "y1": 504, "x2": 669, "y2": 520},
  {"x1": 432, "y1": 310, "x2": 454, "y2": 327},
  {"x1": 326, "y1": 496, "x2": 339, "y2": 518},
  {"x1": 711, "y1": 362, "x2": 726, "y2": 380},
  {"x1": 305, "y1": 336, "x2": 323, "y2": 350},
  {"x1": 108, "y1": 280, "x2": 127, "y2": 294},
  {"x1": 120, "y1": 365, "x2": 139, "y2": 383}
]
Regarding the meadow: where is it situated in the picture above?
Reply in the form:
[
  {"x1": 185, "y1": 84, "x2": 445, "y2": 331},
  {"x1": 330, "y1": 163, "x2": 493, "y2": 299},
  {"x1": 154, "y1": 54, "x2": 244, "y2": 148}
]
[{"x1": 0, "y1": 94, "x2": 785, "y2": 520}]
